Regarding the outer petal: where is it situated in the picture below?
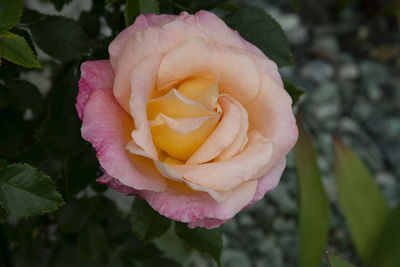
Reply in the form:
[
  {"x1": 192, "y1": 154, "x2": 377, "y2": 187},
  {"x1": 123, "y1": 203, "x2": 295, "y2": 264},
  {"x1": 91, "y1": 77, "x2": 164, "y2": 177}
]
[
  {"x1": 233, "y1": 30, "x2": 283, "y2": 87},
  {"x1": 245, "y1": 75, "x2": 298, "y2": 170},
  {"x1": 142, "y1": 179, "x2": 258, "y2": 229},
  {"x1": 170, "y1": 131, "x2": 273, "y2": 191},
  {"x1": 81, "y1": 85, "x2": 167, "y2": 191},
  {"x1": 76, "y1": 60, "x2": 114, "y2": 120},
  {"x1": 129, "y1": 53, "x2": 164, "y2": 159},
  {"x1": 250, "y1": 157, "x2": 286, "y2": 204},
  {"x1": 109, "y1": 14, "x2": 176, "y2": 70}
]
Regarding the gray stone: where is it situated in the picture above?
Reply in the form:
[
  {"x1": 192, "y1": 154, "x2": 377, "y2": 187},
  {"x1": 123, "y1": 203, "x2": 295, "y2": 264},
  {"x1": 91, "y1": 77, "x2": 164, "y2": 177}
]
[
  {"x1": 360, "y1": 61, "x2": 389, "y2": 86},
  {"x1": 221, "y1": 249, "x2": 251, "y2": 267},
  {"x1": 338, "y1": 62, "x2": 360, "y2": 80},
  {"x1": 300, "y1": 60, "x2": 335, "y2": 83}
]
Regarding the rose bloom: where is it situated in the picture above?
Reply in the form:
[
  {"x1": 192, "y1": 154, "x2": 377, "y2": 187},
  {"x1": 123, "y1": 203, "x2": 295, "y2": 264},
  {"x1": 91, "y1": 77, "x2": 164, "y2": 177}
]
[{"x1": 76, "y1": 11, "x2": 298, "y2": 228}]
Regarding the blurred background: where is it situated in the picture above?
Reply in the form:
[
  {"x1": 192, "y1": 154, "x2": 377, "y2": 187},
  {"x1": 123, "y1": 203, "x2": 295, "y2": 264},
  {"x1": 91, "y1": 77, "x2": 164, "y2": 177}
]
[{"x1": 1, "y1": 0, "x2": 399, "y2": 266}]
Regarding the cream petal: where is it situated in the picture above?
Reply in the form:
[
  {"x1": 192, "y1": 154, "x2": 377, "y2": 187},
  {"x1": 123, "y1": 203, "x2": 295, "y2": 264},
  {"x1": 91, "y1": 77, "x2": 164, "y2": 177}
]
[
  {"x1": 245, "y1": 75, "x2": 298, "y2": 170},
  {"x1": 150, "y1": 113, "x2": 219, "y2": 135},
  {"x1": 157, "y1": 37, "x2": 260, "y2": 105},
  {"x1": 214, "y1": 95, "x2": 249, "y2": 161},
  {"x1": 186, "y1": 95, "x2": 241, "y2": 165},
  {"x1": 170, "y1": 131, "x2": 273, "y2": 191},
  {"x1": 129, "y1": 53, "x2": 164, "y2": 160}
]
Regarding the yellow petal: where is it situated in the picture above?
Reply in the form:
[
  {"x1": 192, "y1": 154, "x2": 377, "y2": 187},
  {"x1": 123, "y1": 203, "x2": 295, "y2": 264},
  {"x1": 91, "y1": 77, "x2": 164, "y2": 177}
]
[
  {"x1": 147, "y1": 89, "x2": 215, "y2": 120},
  {"x1": 150, "y1": 114, "x2": 220, "y2": 161},
  {"x1": 177, "y1": 77, "x2": 219, "y2": 109}
]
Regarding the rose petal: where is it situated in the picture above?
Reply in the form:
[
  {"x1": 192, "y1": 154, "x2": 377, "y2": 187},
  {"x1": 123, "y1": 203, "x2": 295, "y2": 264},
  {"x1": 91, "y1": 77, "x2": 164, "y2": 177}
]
[
  {"x1": 214, "y1": 95, "x2": 249, "y2": 161},
  {"x1": 109, "y1": 14, "x2": 176, "y2": 70},
  {"x1": 250, "y1": 157, "x2": 286, "y2": 205},
  {"x1": 157, "y1": 37, "x2": 260, "y2": 104},
  {"x1": 150, "y1": 114, "x2": 219, "y2": 135},
  {"x1": 170, "y1": 131, "x2": 273, "y2": 191},
  {"x1": 245, "y1": 75, "x2": 298, "y2": 169},
  {"x1": 129, "y1": 53, "x2": 164, "y2": 159},
  {"x1": 76, "y1": 60, "x2": 114, "y2": 120},
  {"x1": 81, "y1": 84, "x2": 166, "y2": 191},
  {"x1": 142, "y1": 179, "x2": 258, "y2": 228},
  {"x1": 186, "y1": 95, "x2": 241, "y2": 165}
]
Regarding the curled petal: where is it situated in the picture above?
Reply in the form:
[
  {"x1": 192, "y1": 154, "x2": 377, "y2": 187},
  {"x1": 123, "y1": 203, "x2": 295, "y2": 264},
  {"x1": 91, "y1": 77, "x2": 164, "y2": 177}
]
[
  {"x1": 170, "y1": 131, "x2": 273, "y2": 191},
  {"x1": 150, "y1": 114, "x2": 218, "y2": 135},
  {"x1": 157, "y1": 37, "x2": 260, "y2": 104},
  {"x1": 215, "y1": 95, "x2": 249, "y2": 161},
  {"x1": 186, "y1": 95, "x2": 241, "y2": 165},
  {"x1": 129, "y1": 53, "x2": 164, "y2": 159}
]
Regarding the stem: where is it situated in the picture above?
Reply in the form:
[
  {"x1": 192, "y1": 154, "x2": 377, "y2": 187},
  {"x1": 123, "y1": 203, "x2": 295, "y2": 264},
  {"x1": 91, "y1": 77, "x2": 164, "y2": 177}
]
[{"x1": 0, "y1": 224, "x2": 14, "y2": 267}]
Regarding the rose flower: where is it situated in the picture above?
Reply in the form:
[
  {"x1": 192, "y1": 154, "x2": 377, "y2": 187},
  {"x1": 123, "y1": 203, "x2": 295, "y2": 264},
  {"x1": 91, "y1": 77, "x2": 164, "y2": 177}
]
[{"x1": 76, "y1": 11, "x2": 298, "y2": 228}]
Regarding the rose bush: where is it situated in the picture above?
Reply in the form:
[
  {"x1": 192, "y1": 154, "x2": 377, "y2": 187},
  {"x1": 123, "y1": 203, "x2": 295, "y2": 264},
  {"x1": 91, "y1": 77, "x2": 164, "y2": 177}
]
[{"x1": 76, "y1": 10, "x2": 298, "y2": 228}]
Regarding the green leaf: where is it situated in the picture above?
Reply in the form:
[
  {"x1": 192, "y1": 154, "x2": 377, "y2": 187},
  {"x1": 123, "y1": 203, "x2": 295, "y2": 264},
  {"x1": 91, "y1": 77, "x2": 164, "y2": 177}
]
[
  {"x1": 0, "y1": 163, "x2": 64, "y2": 218},
  {"x1": 326, "y1": 253, "x2": 356, "y2": 267},
  {"x1": 224, "y1": 8, "x2": 293, "y2": 67},
  {"x1": 0, "y1": 0, "x2": 23, "y2": 32},
  {"x1": 289, "y1": 0, "x2": 301, "y2": 12},
  {"x1": 6, "y1": 80, "x2": 44, "y2": 116},
  {"x1": 294, "y1": 118, "x2": 330, "y2": 267},
  {"x1": 139, "y1": 257, "x2": 181, "y2": 267},
  {"x1": 124, "y1": 0, "x2": 159, "y2": 26},
  {"x1": 174, "y1": 222, "x2": 222, "y2": 266},
  {"x1": 58, "y1": 199, "x2": 91, "y2": 233},
  {"x1": 367, "y1": 202, "x2": 400, "y2": 267},
  {"x1": 120, "y1": 236, "x2": 162, "y2": 261},
  {"x1": 0, "y1": 203, "x2": 8, "y2": 223},
  {"x1": 78, "y1": 222, "x2": 107, "y2": 260},
  {"x1": 36, "y1": 115, "x2": 86, "y2": 157},
  {"x1": 334, "y1": 138, "x2": 389, "y2": 264},
  {"x1": 283, "y1": 77, "x2": 304, "y2": 105},
  {"x1": 0, "y1": 31, "x2": 40, "y2": 68},
  {"x1": 28, "y1": 16, "x2": 88, "y2": 61},
  {"x1": 130, "y1": 198, "x2": 171, "y2": 242},
  {"x1": 0, "y1": 84, "x2": 11, "y2": 109}
]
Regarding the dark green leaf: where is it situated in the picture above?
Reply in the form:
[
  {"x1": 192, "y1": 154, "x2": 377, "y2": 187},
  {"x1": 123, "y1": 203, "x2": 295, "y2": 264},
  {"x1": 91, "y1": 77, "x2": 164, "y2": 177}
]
[
  {"x1": 0, "y1": 0, "x2": 23, "y2": 32},
  {"x1": 0, "y1": 203, "x2": 8, "y2": 223},
  {"x1": 294, "y1": 118, "x2": 330, "y2": 267},
  {"x1": 20, "y1": 8, "x2": 43, "y2": 25},
  {"x1": 224, "y1": 8, "x2": 293, "y2": 67},
  {"x1": 174, "y1": 222, "x2": 222, "y2": 266},
  {"x1": 29, "y1": 16, "x2": 88, "y2": 61},
  {"x1": 130, "y1": 198, "x2": 171, "y2": 242},
  {"x1": 139, "y1": 257, "x2": 181, "y2": 267},
  {"x1": 289, "y1": 0, "x2": 301, "y2": 12},
  {"x1": 58, "y1": 199, "x2": 91, "y2": 233},
  {"x1": 0, "y1": 163, "x2": 64, "y2": 218},
  {"x1": 78, "y1": 222, "x2": 107, "y2": 260},
  {"x1": 0, "y1": 83, "x2": 11, "y2": 109},
  {"x1": 36, "y1": 115, "x2": 86, "y2": 157},
  {"x1": 6, "y1": 80, "x2": 44, "y2": 116},
  {"x1": 326, "y1": 253, "x2": 356, "y2": 267},
  {"x1": 79, "y1": 11, "x2": 100, "y2": 39},
  {"x1": 10, "y1": 27, "x2": 37, "y2": 56},
  {"x1": 0, "y1": 109, "x2": 31, "y2": 155},
  {"x1": 124, "y1": 0, "x2": 160, "y2": 26},
  {"x1": 334, "y1": 138, "x2": 389, "y2": 264},
  {"x1": 65, "y1": 149, "x2": 100, "y2": 196},
  {"x1": 49, "y1": 0, "x2": 73, "y2": 12},
  {"x1": 120, "y1": 236, "x2": 162, "y2": 261},
  {"x1": 283, "y1": 77, "x2": 304, "y2": 105},
  {"x1": 367, "y1": 202, "x2": 400, "y2": 267},
  {"x1": 0, "y1": 31, "x2": 40, "y2": 68}
]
